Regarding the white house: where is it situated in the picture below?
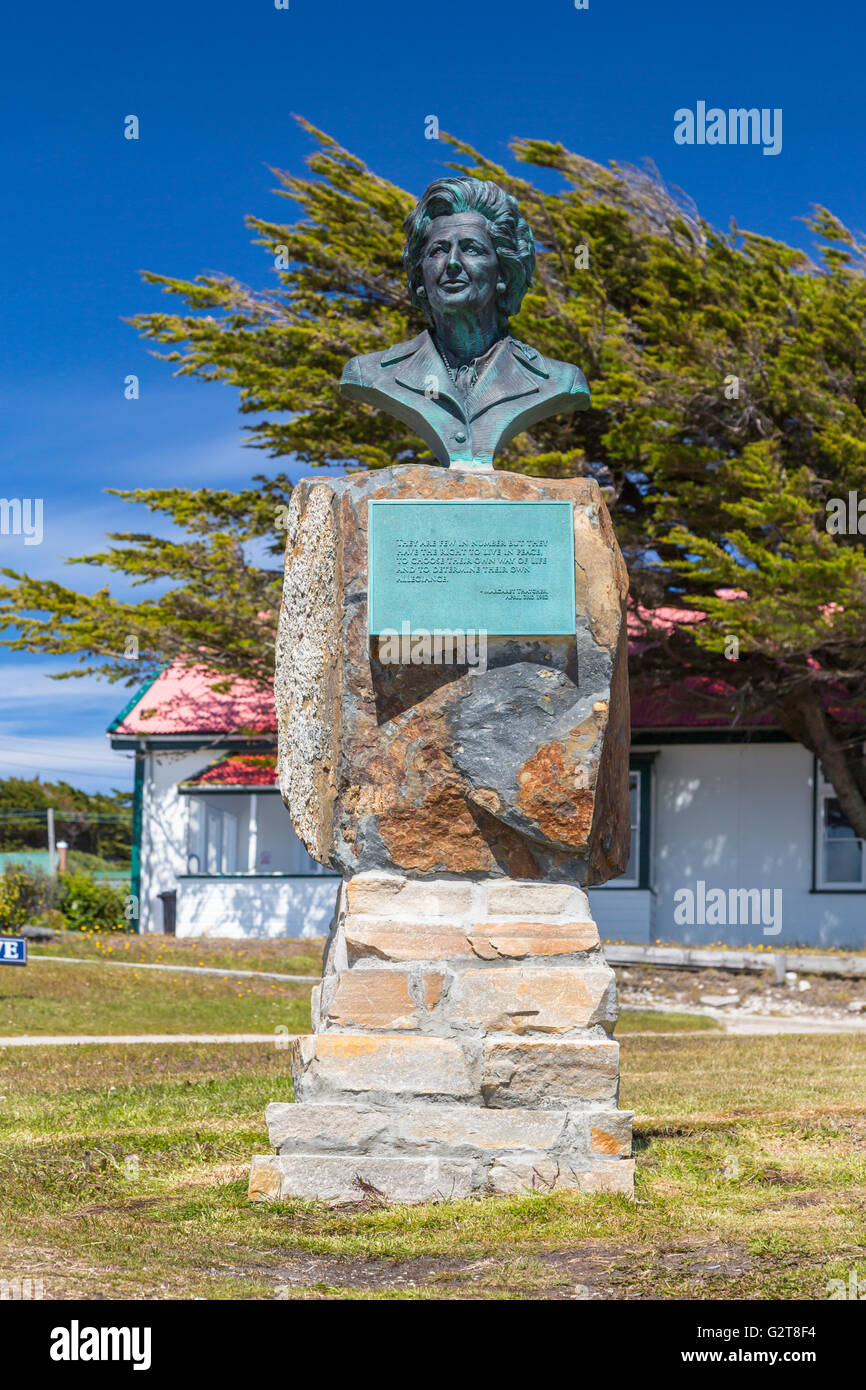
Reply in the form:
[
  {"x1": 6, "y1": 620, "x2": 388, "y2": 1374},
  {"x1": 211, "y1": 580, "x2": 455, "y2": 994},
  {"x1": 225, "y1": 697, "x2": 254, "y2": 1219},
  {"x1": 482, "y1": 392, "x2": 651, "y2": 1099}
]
[
  {"x1": 109, "y1": 663, "x2": 866, "y2": 949},
  {"x1": 108, "y1": 664, "x2": 338, "y2": 939}
]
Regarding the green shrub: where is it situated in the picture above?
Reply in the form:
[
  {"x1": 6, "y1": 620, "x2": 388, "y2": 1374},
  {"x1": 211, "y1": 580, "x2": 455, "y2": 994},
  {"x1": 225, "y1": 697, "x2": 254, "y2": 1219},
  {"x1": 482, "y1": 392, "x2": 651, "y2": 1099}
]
[
  {"x1": 0, "y1": 863, "x2": 59, "y2": 931},
  {"x1": 58, "y1": 872, "x2": 129, "y2": 932},
  {"x1": 31, "y1": 908, "x2": 66, "y2": 932}
]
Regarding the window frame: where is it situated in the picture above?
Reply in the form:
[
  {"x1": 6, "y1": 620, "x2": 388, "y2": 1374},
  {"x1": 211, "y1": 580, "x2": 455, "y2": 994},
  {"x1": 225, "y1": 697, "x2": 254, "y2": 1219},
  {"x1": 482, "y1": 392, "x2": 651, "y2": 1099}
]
[
  {"x1": 597, "y1": 754, "x2": 654, "y2": 890},
  {"x1": 190, "y1": 799, "x2": 238, "y2": 876},
  {"x1": 813, "y1": 761, "x2": 866, "y2": 892},
  {"x1": 183, "y1": 788, "x2": 336, "y2": 879}
]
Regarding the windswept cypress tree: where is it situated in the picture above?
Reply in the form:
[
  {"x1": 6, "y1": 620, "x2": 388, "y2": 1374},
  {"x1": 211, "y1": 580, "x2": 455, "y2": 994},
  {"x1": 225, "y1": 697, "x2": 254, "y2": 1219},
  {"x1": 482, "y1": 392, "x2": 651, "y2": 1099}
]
[{"x1": 3, "y1": 122, "x2": 866, "y2": 831}]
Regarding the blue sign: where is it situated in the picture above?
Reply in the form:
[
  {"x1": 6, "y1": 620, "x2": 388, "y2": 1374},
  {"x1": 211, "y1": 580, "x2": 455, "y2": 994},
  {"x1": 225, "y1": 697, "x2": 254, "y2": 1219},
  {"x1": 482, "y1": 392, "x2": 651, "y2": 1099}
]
[
  {"x1": 0, "y1": 937, "x2": 27, "y2": 966},
  {"x1": 368, "y1": 500, "x2": 576, "y2": 637}
]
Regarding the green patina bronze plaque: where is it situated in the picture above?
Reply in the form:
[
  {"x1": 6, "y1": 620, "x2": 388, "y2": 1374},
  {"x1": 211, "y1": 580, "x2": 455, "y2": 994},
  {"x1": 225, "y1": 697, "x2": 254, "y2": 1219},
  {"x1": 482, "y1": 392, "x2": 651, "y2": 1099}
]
[{"x1": 368, "y1": 499, "x2": 575, "y2": 636}]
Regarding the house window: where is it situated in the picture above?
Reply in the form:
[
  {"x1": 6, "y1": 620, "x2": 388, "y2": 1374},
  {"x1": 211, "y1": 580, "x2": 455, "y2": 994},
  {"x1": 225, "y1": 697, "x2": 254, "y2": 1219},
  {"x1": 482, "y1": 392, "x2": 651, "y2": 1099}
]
[
  {"x1": 618, "y1": 770, "x2": 642, "y2": 886},
  {"x1": 185, "y1": 790, "x2": 335, "y2": 877},
  {"x1": 597, "y1": 759, "x2": 653, "y2": 889},
  {"x1": 188, "y1": 800, "x2": 238, "y2": 875},
  {"x1": 815, "y1": 771, "x2": 866, "y2": 890}
]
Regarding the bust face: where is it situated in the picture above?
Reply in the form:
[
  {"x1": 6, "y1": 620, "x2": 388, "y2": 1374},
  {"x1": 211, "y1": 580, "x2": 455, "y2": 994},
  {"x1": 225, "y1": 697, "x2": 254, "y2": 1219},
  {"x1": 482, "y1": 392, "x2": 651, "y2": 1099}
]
[{"x1": 418, "y1": 213, "x2": 500, "y2": 325}]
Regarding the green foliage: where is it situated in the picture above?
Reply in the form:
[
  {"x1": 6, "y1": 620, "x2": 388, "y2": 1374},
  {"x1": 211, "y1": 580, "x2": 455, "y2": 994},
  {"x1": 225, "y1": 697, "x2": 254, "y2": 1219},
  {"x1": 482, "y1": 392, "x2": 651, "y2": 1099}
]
[
  {"x1": 0, "y1": 777, "x2": 132, "y2": 861},
  {"x1": 0, "y1": 120, "x2": 864, "y2": 825},
  {"x1": 31, "y1": 908, "x2": 66, "y2": 933},
  {"x1": 0, "y1": 864, "x2": 59, "y2": 932},
  {"x1": 0, "y1": 861, "x2": 129, "y2": 934},
  {"x1": 58, "y1": 872, "x2": 130, "y2": 933},
  {"x1": 0, "y1": 479, "x2": 290, "y2": 689}
]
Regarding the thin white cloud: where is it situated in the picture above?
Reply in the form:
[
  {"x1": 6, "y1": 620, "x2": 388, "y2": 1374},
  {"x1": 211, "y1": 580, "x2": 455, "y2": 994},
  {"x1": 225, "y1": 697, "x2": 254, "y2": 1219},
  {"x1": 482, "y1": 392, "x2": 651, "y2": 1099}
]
[
  {"x1": 0, "y1": 433, "x2": 296, "y2": 589},
  {"x1": 0, "y1": 663, "x2": 121, "y2": 704},
  {"x1": 0, "y1": 733, "x2": 133, "y2": 788}
]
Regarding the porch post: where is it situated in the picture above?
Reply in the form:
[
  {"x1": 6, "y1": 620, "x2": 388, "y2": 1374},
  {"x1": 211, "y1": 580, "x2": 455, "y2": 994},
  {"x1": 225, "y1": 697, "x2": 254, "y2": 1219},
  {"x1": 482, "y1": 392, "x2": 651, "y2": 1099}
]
[{"x1": 247, "y1": 793, "x2": 258, "y2": 874}]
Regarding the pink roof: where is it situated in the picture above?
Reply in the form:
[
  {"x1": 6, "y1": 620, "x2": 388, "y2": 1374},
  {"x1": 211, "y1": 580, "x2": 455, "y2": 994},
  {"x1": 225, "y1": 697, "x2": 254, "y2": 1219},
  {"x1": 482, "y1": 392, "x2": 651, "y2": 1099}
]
[
  {"x1": 110, "y1": 663, "x2": 276, "y2": 736},
  {"x1": 181, "y1": 754, "x2": 278, "y2": 788},
  {"x1": 627, "y1": 590, "x2": 748, "y2": 641},
  {"x1": 627, "y1": 592, "x2": 770, "y2": 729}
]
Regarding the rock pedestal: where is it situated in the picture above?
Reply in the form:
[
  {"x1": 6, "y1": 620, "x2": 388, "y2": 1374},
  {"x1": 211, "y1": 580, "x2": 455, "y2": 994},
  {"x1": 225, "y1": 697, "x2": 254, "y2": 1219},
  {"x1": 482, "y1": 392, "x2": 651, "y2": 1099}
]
[
  {"x1": 249, "y1": 464, "x2": 633, "y2": 1204},
  {"x1": 249, "y1": 870, "x2": 633, "y2": 1202}
]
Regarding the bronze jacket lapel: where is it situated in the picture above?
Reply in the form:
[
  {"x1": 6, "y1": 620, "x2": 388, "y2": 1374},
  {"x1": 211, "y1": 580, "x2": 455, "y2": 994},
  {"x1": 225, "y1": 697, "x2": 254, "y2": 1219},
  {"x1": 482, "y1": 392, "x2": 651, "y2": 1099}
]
[
  {"x1": 466, "y1": 339, "x2": 545, "y2": 422},
  {"x1": 387, "y1": 332, "x2": 466, "y2": 423}
]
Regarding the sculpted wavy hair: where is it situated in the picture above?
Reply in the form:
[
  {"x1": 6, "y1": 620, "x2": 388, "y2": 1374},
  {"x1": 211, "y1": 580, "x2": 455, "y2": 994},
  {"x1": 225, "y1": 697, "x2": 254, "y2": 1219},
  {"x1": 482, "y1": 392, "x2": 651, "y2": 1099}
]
[{"x1": 402, "y1": 177, "x2": 536, "y2": 332}]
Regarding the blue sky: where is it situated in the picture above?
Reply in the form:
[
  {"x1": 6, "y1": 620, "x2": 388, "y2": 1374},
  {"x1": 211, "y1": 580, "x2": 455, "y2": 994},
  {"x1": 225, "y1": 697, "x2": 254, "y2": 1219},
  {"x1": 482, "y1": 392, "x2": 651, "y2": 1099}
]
[{"x1": 0, "y1": 0, "x2": 863, "y2": 791}]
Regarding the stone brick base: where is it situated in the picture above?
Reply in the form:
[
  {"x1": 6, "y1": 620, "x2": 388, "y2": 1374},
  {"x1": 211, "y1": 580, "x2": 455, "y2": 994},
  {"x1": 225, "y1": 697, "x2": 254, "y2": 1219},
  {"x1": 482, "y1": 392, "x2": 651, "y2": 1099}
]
[{"x1": 249, "y1": 872, "x2": 633, "y2": 1203}]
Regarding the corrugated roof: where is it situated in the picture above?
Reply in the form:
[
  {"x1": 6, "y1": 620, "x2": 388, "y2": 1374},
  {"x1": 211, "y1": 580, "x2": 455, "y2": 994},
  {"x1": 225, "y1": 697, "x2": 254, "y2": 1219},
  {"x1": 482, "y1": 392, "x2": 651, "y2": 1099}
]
[{"x1": 109, "y1": 663, "x2": 276, "y2": 737}]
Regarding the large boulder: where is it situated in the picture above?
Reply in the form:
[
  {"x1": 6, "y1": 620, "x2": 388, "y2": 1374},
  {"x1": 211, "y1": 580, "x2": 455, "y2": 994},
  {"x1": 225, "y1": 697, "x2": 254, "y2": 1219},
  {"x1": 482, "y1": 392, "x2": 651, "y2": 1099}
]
[{"x1": 275, "y1": 464, "x2": 629, "y2": 885}]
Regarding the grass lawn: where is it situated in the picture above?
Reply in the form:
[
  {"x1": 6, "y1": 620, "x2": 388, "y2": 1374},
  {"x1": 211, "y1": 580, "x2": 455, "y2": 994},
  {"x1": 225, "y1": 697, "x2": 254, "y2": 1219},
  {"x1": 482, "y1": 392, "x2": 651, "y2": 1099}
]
[
  {"x1": 617, "y1": 1008, "x2": 719, "y2": 1033},
  {"x1": 0, "y1": 1031, "x2": 863, "y2": 1300},
  {"x1": 29, "y1": 931, "x2": 326, "y2": 978},
  {"x1": 0, "y1": 961, "x2": 312, "y2": 1036}
]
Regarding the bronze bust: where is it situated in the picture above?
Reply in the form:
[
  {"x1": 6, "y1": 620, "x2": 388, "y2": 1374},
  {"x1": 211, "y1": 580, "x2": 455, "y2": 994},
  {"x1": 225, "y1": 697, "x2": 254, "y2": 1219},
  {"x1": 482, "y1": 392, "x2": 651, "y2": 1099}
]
[{"x1": 340, "y1": 177, "x2": 591, "y2": 468}]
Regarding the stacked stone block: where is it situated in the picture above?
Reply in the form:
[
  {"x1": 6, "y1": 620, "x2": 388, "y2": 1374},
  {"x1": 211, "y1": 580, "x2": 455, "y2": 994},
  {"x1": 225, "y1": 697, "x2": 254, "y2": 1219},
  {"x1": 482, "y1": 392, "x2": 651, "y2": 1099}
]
[{"x1": 249, "y1": 870, "x2": 634, "y2": 1203}]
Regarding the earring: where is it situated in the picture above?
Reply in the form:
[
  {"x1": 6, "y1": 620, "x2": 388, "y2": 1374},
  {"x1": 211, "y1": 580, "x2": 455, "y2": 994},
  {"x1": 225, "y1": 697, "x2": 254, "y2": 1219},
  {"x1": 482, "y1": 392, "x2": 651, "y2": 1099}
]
[
  {"x1": 496, "y1": 281, "x2": 506, "y2": 292},
  {"x1": 417, "y1": 285, "x2": 427, "y2": 297}
]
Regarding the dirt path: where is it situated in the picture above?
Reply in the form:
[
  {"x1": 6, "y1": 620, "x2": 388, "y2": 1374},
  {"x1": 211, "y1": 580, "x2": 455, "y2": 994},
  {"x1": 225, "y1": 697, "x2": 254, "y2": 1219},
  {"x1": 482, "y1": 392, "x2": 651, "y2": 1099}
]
[{"x1": 618, "y1": 961, "x2": 866, "y2": 1032}]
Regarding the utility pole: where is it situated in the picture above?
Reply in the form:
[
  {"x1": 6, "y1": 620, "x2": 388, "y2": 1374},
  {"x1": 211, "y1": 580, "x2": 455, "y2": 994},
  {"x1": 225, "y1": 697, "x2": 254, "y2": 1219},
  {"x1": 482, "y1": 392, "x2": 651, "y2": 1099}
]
[{"x1": 47, "y1": 807, "x2": 56, "y2": 875}]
